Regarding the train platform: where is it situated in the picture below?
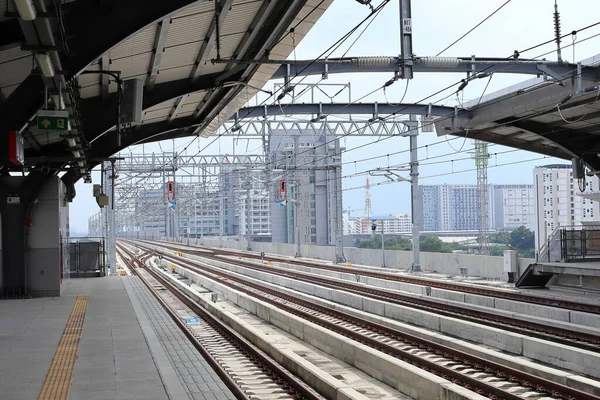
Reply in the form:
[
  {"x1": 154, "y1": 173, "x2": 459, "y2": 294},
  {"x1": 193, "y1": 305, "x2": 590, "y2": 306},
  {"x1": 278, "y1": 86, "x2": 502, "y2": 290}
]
[{"x1": 0, "y1": 276, "x2": 234, "y2": 400}]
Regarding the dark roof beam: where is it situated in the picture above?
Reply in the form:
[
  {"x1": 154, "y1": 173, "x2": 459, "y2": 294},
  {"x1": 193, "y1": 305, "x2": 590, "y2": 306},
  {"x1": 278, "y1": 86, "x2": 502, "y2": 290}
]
[
  {"x1": 192, "y1": 90, "x2": 215, "y2": 120},
  {"x1": 223, "y1": 0, "x2": 277, "y2": 72},
  {"x1": 451, "y1": 128, "x2": 568, "y2": 160},
  {"x1": 168, "y1": 96, "x2": 186, "y2": 122},
  {"x1": 79, "y1": 71, "x2": 230, "y2": 144},
  {"x1": 100, "y1": 54, "x2": 110, "y2": 100},
  {"x1": 500, "y1": 119, "x2": 600, "y2": 171},
  {"x1": 189, "y1": 0, "x2": 234, "y2": 83},
  {"x1": 194, "y1": 0, "x2": 307, "y2": 136},
  {"x1": 0, "y1": 0, "x2": 201, "y2": 133},
  {"x1": 147, "y1": 18, "x2": 171, "y2": 91}
]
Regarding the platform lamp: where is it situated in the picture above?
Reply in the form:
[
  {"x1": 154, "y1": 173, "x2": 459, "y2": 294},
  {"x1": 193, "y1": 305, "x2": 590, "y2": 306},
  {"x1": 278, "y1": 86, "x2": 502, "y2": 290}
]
[{"x1": 14, "y1": 0, "x2": 36, "y2": 20}]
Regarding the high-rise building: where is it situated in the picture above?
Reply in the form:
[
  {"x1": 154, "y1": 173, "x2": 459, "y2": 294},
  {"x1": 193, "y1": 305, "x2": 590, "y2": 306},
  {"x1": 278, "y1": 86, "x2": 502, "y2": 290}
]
[
  {"x1": 269, "y1": 129, "x2": 342, "y2": 246},
  {"x1": 419, "y1": 184, "x2": 483, "y2": 231},
  {"x1": 534, "y1": 164, "x2": 600, "y2": 249},
  {"x1": 221, "y1": 165, "x2": 271, "y2": 239},
  {"x1": 419, "y1": 184, "x2": 536, "y2": 232},
  {"x1": 490, "y1": 185, "x2": 535, "y2": 231}
]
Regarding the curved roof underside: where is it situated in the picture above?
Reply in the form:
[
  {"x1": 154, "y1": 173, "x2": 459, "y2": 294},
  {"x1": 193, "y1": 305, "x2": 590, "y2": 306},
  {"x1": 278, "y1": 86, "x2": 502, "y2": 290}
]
[
  {"x1": 0, "y1": 0, "x2": 332, "y2": 178},
  {"x1": 434, "y1": 54, "x2": 600, "y2": 172}
]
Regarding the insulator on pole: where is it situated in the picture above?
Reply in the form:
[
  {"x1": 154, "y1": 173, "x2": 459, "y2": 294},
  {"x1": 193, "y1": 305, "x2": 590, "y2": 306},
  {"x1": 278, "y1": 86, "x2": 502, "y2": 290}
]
[{"x1": 554, "y1": 0, "x2": 562, "y2": 62}]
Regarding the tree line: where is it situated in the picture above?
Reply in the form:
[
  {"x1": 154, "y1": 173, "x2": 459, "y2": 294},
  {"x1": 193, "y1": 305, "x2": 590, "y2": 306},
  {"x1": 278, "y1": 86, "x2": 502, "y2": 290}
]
[{"x1": 354, "y1": 226, "x2": 535, "y2": 258}]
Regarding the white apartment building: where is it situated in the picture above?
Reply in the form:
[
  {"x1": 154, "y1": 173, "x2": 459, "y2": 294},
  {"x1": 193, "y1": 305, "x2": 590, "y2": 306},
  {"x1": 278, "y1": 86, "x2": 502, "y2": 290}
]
[
  {"x1": 490, "y1": 185, "x2": 535, "y2": 231},
  {"x1": 346, "y1": 214, "x2": 412, "y2": 234},
  {"x1": 534, "y1": 164, "x2": 600, "y2": 249}
]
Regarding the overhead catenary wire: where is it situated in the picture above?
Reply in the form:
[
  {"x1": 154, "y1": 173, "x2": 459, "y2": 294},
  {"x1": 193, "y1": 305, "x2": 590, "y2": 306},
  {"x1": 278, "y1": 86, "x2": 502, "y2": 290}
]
[
  {"x1": 435, "y1": 0, "x2": 512, "y2": 57},
  {"x1": 123, "y1": 20, "x2": 600, "y2": 211},
  {"x1": 130, "y1": 18, "x2": 600, "y2": 172},
  {"x1": 285, "y1": 43, "x2": 600, "y2": 173},
  {"x1": 160, "y1": 0, "x2": 392, "y2": 164},
  {"x1": 268, "y1": 20, "x2": 600, "y2": 166}
]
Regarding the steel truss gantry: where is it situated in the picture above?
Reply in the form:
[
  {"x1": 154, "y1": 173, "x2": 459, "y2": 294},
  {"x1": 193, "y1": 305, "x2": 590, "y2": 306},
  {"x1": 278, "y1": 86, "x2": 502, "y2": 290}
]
[{"x1": 113, "y1": 153, "x2": 272, "y2": 241}]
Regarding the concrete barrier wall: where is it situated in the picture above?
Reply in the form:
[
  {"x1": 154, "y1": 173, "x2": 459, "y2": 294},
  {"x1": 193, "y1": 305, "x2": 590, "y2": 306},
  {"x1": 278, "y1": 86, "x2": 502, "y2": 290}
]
[{"x1": 175, "y1": 237, "x2": 534, "y2": 280}]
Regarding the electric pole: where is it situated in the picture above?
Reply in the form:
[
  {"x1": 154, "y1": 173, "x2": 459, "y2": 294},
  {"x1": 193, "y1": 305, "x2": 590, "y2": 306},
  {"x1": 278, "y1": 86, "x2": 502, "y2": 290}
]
[
  {"x1": 408, "y1": 115, "x2": 421, "y2": 272},
  {"x1": 474, "y1": 140, "x2": 491, "y2": 255}
]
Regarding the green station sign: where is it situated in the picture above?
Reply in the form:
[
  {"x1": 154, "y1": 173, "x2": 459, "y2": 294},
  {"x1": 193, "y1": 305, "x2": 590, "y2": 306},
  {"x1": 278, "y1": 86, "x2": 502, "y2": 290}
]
[{"x1": 37, "y1": 110, "x2": 69, "y2": 131}]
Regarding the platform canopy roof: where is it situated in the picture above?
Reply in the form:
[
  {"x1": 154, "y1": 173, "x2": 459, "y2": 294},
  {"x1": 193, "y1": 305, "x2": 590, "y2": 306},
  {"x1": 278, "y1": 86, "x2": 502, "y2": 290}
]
[
  {"x1": 0, "y1": 0, "x2": 332, "y2": 182},
  {"x1": 434, "y1": 54, "x2": 600, "y2": 173}
]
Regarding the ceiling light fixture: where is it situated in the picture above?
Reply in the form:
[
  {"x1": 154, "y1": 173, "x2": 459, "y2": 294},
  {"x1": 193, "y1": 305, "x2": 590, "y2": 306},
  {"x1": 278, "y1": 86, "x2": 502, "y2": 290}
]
[
  {"x1": 14, "y1": 0, "x2": 36, "y2": 21},
  {"x1": 35, "y1": 53, "x2": 55, "y2": 78}
]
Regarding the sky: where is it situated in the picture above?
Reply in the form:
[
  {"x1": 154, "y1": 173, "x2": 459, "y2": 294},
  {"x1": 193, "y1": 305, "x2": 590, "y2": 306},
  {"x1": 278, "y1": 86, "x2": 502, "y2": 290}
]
[{"x1": 69, "y1": 0, "x2": 600, "y2": 233}]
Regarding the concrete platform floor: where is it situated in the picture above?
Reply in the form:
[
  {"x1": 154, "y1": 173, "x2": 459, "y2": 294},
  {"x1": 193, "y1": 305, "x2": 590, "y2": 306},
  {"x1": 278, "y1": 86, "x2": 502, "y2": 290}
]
[{"x1": 0, "y1": 276, "x2": 234, "y2": 400}]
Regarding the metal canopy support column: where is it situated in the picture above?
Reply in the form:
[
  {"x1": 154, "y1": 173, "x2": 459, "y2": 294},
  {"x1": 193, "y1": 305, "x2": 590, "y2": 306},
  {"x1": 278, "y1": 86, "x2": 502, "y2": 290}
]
[
  {"x1": 0, "y1": 173, "x2": 49, "y2": 296},
  {"x1": 408, "y1": 115, "x2": 421, "y2": 272},
  {"x1": 399, "y1": 0, "x2": 413, "y2": 80}
]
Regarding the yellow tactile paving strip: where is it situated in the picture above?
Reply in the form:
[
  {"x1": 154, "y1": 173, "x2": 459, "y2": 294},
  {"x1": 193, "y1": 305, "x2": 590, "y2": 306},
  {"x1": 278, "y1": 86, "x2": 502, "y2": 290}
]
[{"x1": 37, "y1": 295, "x2": 89, "y2": 400}]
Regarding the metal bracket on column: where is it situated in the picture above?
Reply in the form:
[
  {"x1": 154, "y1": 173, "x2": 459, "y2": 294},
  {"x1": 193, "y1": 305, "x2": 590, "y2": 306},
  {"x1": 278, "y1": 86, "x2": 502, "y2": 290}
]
[
  {"x1": 405, "y1": 116, "x2": 419, "y2": 136},
  {"x1": 453, "y1": 106, "x2": 460, "y2": 131},
  {"x1": 310, "y1": 103, "x2": 324, "y2": 122},
  {"x1": 537, "y1": 64, "x2": 566, "y2": 87}
]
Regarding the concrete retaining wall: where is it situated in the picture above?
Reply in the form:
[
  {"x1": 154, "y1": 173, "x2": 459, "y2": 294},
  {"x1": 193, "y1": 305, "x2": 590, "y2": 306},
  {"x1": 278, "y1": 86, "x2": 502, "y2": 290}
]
[{"x1": 187, "y1": 237, "x2": 534, "y2": 280}]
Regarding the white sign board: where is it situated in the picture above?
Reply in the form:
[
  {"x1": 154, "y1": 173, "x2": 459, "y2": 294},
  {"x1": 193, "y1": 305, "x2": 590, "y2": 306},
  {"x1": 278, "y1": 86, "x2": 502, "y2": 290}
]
[
  {"x1": 421, "y1": 115, "x2": 436, "y2": 133},
  {"x1": 402, "y1": 18, "x2": 412, "y2": 34}
]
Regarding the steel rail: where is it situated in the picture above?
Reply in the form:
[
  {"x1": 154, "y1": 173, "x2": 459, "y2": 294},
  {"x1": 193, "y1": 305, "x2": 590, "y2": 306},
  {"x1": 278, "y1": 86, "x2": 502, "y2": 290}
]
[
  {"x1": 127, "y1": 241, "x2": 598, "y2": 400},
  {"x1": 136, "y1": 240, "x2": 600, "y2": 352},
  {"x1": 116, "y1": 244, "x2": 322, "y2": 400},
  {"x1": 197, "y1": 244, "x2": 600, "y2": 315}
]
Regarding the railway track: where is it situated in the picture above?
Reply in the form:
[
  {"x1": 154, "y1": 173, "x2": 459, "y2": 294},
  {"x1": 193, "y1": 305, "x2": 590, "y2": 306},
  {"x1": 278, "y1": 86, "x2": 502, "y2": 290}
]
[
  {"x1": 116, "y1": 244, "x2": 323, "y2": 400},
  {"x1": 131, "y1": 240, "x2": 600, "y2": 353},
  {"x1": 126, "y1": 241, "x2": 600, "y2": 400},
  {"x1": 162, "y1": 240, "x2": 600, "y2": 315}
]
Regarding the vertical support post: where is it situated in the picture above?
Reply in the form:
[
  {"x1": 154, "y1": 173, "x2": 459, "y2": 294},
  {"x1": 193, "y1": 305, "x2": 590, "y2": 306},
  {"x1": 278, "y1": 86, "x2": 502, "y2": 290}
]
[
  {"x1": 219, "y1": 175, "x2": 224, "y2": 248},
  {"x1": 173, "y1": 151, "x2": 178, "y2": 242},
  {"x1": 334, "y1": 137, "x2": 345, "y2": 263},
  {"x1": 163, "y1": 164, "x2": 169, "y2": 239},
  {"x1": 399, "y1": 0, "x2": 413, "y2": 80},
  {"x1": 409, "y1": 115, "x2": 421, "y2": 272},
  {"x1": 105, "y1": 162, "x2": 117, "y2": 275},
  {"x1": 246, "y1": 176, "x2": 251, "y2": 251},
  {"x1": 381, "y1": 219, "x2": 386, "y2": 267},
  {"x1": 294, "y1": 135, "x2": 301, "y2": 258}
]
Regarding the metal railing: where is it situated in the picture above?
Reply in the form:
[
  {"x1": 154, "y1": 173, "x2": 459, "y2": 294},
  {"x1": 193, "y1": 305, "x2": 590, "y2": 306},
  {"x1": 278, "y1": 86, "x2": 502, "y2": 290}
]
[
  {"x1": 540, "y1": 226, "x2": 600, "y2": 262},
  {"x1": 561, "y1": 227, "x2": 600, "y2": 262},
  {"x1": 69, "y1": 237, "x2": 106, "y2": 277}
]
